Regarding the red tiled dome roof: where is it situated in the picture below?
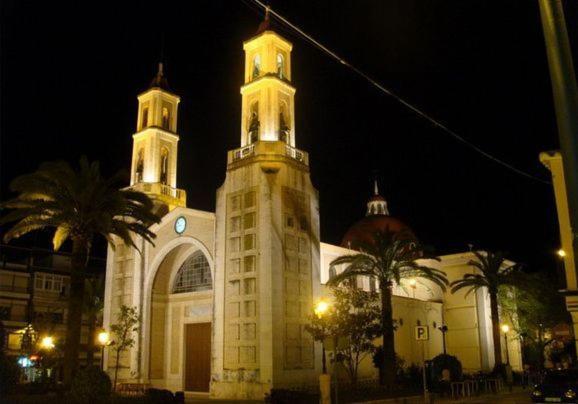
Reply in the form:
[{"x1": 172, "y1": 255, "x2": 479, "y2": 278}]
[{"x1": 341, "y1": 214, "x2": 415, "y2": 250}]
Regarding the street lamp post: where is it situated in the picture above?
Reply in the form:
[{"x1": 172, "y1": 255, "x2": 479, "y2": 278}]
[
  {"x1": 501, "y1": 324, "x2": 513, "y2": 391},
  {"x1": 501, "y1": 324, "x2": 510, "y2": 365},
  {"x1": 39, "y1": 336, "x2": 55, "y2": 383},
  {"x1": 314, "y1": 300, "x2": 331, "y2": 404},
  {"x1": 97, "y1": 330, "x2": 111, "y2": 371},
  {"x1": 438, "y1": 325, "x2": 448, "y2": 355}
]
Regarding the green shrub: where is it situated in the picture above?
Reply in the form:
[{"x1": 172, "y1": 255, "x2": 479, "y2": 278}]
[
  {"x1": 431, "y1": 354, "x2": 462, "y2": 382},
  {"x1": 69, "y1": 366, "x2": 112, "y2": 403},
  {"x1": 371, "y1": 347, "x2": 406, "y2": 379}
]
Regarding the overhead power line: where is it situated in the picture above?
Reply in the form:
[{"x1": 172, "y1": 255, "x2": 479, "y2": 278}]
[{"x1": 246, "y1": 0, "x2": 550, "y2": 185}]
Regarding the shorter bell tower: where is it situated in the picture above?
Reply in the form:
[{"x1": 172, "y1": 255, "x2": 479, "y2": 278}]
[{"x1": 130, "y1": 63, "x2": 186, "y2": 211}]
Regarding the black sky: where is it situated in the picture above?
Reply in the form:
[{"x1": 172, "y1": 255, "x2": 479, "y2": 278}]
[{"x1": 2, "y1": 1, "x2": 577, "y2": 275}]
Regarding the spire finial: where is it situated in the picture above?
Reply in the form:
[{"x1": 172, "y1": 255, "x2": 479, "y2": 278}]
[
  {"x1": 149, "y1": 61, "x2": 170, "y2": 91},
  {"x1": 256, "y1": 4, "x2": 272, "y2": 34},
  {"x1": 374, "y1": 180, "x2": 379, "y2": 195}
]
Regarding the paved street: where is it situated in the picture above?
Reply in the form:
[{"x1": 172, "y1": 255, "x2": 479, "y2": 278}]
[
  {"x1": 183, "y1": 390, "x2": 533, "y2": 404},
  {"x1": 360, "y1": 389, "x2": 533, "y2": 404}
]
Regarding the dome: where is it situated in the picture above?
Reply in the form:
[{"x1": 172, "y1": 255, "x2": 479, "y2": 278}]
[
  {"x1": 341, "y1": 180, "x2": 415, "y2": 250},
  {"x1": 341, "y1": 214, "x2": 414, "y2": 250}
]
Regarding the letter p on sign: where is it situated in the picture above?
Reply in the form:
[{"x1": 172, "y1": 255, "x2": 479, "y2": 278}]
[{"x1": 415, "y1": 325, "x2": 429, "y2": 341}]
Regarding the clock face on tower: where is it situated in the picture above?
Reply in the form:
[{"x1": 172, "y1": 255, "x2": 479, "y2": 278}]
[{"x1": 174, "y1": 216, "x2": 187, "y2": 234}]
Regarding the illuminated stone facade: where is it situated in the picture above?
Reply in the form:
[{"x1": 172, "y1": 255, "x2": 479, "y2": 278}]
[{"x1": 102, "y1": 20, "x2": 521, "y2": 400}]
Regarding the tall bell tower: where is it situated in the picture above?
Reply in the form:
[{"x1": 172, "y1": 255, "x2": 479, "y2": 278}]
[
  {"x1": 212, "y1": 13, "x2": 321, "y2": 399},
  {"x1": 129, "y1": 63, "x2": 186, "y2": 212}
]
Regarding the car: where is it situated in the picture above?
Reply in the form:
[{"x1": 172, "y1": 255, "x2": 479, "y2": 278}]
[{"x1": 531, "y1": 369, "x2": 578, "y2": 403}]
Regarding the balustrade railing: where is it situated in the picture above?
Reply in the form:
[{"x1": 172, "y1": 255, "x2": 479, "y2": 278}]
[{"x1": 228, "y1": 142, "x2": 308, "y2": 165}]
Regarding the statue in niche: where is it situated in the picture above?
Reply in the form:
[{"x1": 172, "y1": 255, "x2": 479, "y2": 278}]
[
  {"x1": 160, "y1": 148, "x2": 169, "y2": 185},
  {"x1": 248, "y1": 111, "x2": 260, "y2": 144},
  {"x1": 279, "y1": 112, "x2": 290, "y2": 143},
  {"x1": 135, "y1": 149, "x2": 144, "y2": 183}
]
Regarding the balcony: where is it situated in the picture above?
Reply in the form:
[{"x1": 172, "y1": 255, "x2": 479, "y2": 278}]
[
  {"x1": 130, "y1": 182, "x2": 187, "y2": 208},
  {"x1": 227, "y1": 141, "x2": 309, "y2": 166}
]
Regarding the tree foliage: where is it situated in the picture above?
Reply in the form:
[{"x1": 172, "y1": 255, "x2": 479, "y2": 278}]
[
  {"x1": 110, "y1": 305, "x2": 140, "y2": 390},
  {"x1": 306, "y1": 286, "x2": 381, "y2": 385},
  {"x1": 0, "y1": 157, "x2": 160, "y2": 383},
  {"x1": 450, "y1": 250, "x2": 523, "y2": 367},
  {"x1": 327, "y1": 229, "x2": 447, "y2": 386},
  {"x1": 499, "y1": 271, "x2": 569, "y2": 369}
]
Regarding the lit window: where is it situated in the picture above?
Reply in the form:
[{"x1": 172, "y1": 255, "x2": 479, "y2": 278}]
[{"x1": 172, "y1": 251, "x2": 212, "y2": 293}]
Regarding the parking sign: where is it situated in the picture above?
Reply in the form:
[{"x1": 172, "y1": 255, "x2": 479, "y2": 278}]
[{"x1": 415, "y1": 325, "x2": 429, "y2": 341}]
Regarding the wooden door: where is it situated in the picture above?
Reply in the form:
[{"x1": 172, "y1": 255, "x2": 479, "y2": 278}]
[{"x1": 184, "y1": 323, "x2": 211, "y2": 392}]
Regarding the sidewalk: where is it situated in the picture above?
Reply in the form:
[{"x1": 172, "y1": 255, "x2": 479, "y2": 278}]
[{"x1": 356, "y1": 387, "x2": 531, "y2": 404}]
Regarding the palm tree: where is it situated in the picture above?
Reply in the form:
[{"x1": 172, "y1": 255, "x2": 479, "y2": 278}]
[
  {"x1": 0, "y1": 157, "x2": 160, "y2": 384},
  {"x1": 327, "y1": 229, "x2": 448, "y2": 387},
  {"x1": 84, "y1": 275, "x2": 104, "y2": 367},
  {"x1": 450, "y1": 250, "x2": 523, "y2": 368}
]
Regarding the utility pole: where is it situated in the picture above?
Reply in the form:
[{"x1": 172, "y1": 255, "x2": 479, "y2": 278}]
[{"x1": 538, "y1": 0, "x2": 578, "y2": 352}]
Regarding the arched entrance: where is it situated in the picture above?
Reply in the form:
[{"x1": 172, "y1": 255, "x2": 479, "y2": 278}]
[{"x1": 144, "y1": 237, "x2": 214, "y2": 392}]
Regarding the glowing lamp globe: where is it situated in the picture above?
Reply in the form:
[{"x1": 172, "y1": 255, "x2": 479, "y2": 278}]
[
  {"x1": 314, "y1": 300, "x2": 329, "y2": 318},
  {"x1": 98, "y1": 331, "x2": 110, "y2": 346},
  {"x1": 40, "y1": 336, "x2": 55, "y2": 350}
]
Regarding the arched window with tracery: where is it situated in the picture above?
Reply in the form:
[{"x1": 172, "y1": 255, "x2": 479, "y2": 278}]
[
  {"x1": 172, "y1": 250, "x2": 212, "y2": 293},
  {"x1": 252, "y1": 54, "x2": 261, "y2": 79},
  {"x1": 135, "y1": 148, "x2": 144, "y2": 183},
  {"x1": 160, "y1": 147, "x2": 169, "y2": 185}
]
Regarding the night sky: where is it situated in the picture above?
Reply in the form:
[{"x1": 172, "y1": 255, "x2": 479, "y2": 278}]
[{"x1": 2, "y1": 1, "x2": 578, "y2": 275}]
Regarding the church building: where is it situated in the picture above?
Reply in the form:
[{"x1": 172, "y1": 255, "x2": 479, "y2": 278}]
[{"x1": 102, "y1": 15, "x2": 521, "y2": 399}]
